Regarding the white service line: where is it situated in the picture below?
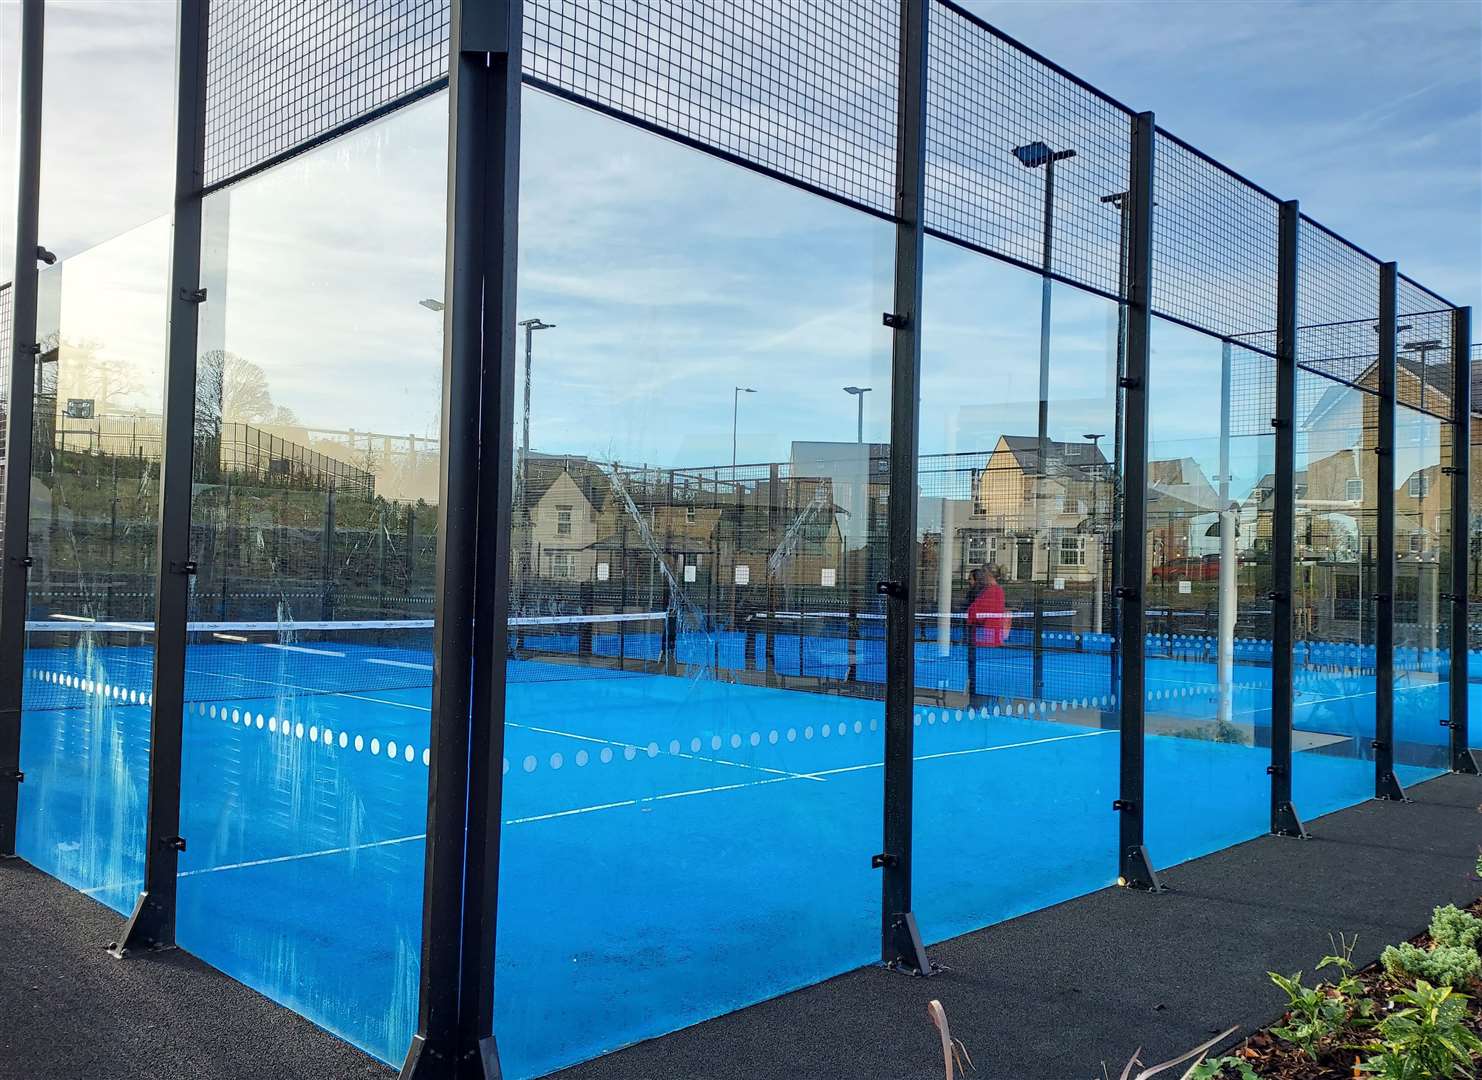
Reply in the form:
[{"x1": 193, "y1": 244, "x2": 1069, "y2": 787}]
[
  {"x1": 114, "y1": 728, "x2": 1118, "y2": 882},
  {"x1": 507, "y1": 728, "x2": 1115, "y2": 823},
  {"x1": 178, "y1": 832, "x2": 427, "y2": 877}
]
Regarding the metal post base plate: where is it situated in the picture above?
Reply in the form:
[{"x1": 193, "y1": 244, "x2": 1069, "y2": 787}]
[
  {"x1": 1376, "y1": 771, "x2": 1409, "y2": 803},
  {"x1": 1118, "y1": 845, "x2": 1163, "y2": 893},
  {"x1": 107, "y1": 891, "x2": 176, "y2": 959},
  {"x1": 883, "y1": 910, "x2": 940, "y2": 976},
  {"x1": 399, "y1": 1033, "x2": 502, "y2": 1080},
  {"x1": 1272, "y1": 801, "x2": 1308, "y2": 839},
  {"x1": 1452, "y1": 748, "x2": 1481, "y2": 777}
]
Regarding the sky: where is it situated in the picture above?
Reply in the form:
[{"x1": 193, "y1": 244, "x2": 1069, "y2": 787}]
[
  {"x1": 966, "y1": 0, "x2": 1482, "y2": 315},
  {"x1": 0, "y1": 0, "x2": 1474, "y2": 504}
]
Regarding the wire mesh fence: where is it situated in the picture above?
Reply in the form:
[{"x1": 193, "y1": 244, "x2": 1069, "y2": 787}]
[
  {"x1": 925, "y1": 0, "x2": 1131, "y2": 298},
  {"x1": 1151, "y1": 131, "x2": 1279, "y2": 345}
]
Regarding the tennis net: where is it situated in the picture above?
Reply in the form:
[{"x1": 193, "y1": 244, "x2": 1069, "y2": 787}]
[{"x1": 20, "y1": 610, "x2": 676, "y2": 711}]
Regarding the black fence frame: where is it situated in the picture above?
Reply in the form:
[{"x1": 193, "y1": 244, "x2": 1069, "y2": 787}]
[{"x1": 0, "y1": 2, "x2": 1475, "y2": 1076}]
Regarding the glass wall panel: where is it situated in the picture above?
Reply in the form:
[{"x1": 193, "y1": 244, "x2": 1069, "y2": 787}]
[
  {"x1": 1292, "y1": 368, "x2": 1381, "y2": 816},
  {"x1": 35, "y1": 3, "x2": 175, "y2": 261},
  {"x1": 914, "y1": 243, "x2": 1120, "y2": 940},
  {"x1": 14, "y1": 2, "x2": 174, "y2": 911},
  {"x1": 498, "y1": 89, "x2": 893, "y2": 1078},
  {"x1": 1144, "y1": 320, "x2": 1274, "y2": 862},
  {"x1": 175, "y1": 95, "x2": 446, "y2": 1062},
  {"x1": 1393, "y1": 403, "x2": 1450, "y2": 777}
]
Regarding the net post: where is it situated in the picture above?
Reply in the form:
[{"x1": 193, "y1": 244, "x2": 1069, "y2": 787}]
[
  {"x1": 966, "y1": 616, "x2": 977, "y2": 703},
  {"x1": 108, "y1": 0, "x2": 208, "y2": 955},
  {"x1": 0, "y1": 0, "x2": 44, "y2": 860},
  {"x1": 664, "y1": 607, "x2": 678, "y2": 676},
  {"x1": 1373, "y1": 262, "x2": 1406, "y2": 803},
  {"x1": 1449, "y1": 307, "x2": 1477, "y2": 774}
]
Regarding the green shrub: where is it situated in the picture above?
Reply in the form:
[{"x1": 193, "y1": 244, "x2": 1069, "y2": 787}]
[
  {"x1": 1428, "y1": 904, "x2": 1482, "y2": 952},
  {"x1": 1268, "y1": 971, "x2": 1355, "y2": 1058},
  {"x1": 1358, "y1": 980, "x2": 1482, "y2": 1079},
  {"x1": 1188, "y1": 1057, "x2": 1258, "y2": 1080},
  {"x1": 1380, "y1": 941, "x2": 1481, "y2": 988}
]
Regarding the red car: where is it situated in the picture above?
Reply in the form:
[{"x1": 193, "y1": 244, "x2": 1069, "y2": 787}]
[{"x1": 1151, "y1": 554, "x2": 1220, "y2": 582}]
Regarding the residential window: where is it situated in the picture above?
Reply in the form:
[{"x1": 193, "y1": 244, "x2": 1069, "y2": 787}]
[
  {"x1": 550, "y1": 552, "x2": 574, "y2": 578},
  {"x1": 1058, "y1": 535, "x2": 1085, "y2": 567},
  {"x1": 1345, "y1": 478, "x2": 1363, "y2": 501},
  {"x1": 686, "y1": 506, "x2": 696, "y2": 524},
  {"x1": 1409, "y1": 532, "x2": 1425, "y2": 555},
  {"x1": 965, "y1": 536, "x2": 988, "y2": 565},
  {"x1": 1407, "y1": 474, "x2": 1429, "y2": 499},
  {"x1": 556, "y1": 504, "x2": 573, "y2": 536}
]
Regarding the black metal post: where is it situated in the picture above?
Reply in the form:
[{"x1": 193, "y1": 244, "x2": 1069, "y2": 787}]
[
  {"x1": 1374, "y1": 262, "x2": 1405, "y2": 802},
  {"x1": 1269, "y1": 201, "x2": 1306, "y2": 837},
  {"x1": 876, "y1": 0, "x2": 933, "y2": 976},
  {"x1": 399, "y1": 2, "x2": 521, "y2": 1076},
  {"x1": 321, "y1": 481, "x2": 336, "y2": 619},
  {"x1": 110, "y1": 0, "x2": 210, "y2": 956},
  {"x1": 1115, "y1": 111, "x2": 1161, "y2": 891},
  {"x1": 1448, "y1": 307, "x2": 1477, "y2": 774},
  {"x1": 0, "y1": 0, "x2": 44, "y2": 859}
]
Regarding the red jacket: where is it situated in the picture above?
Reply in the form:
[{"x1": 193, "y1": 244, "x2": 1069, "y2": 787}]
[{"x1": 967, "y1": 581, "x2": 1010, "y2": 646}]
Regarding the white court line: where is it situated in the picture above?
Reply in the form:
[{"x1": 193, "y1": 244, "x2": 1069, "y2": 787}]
[
  {"x1": 260, "y1": 643, "x2": 347, "y2": 658},
  {"x1": 510, "y1": 721, "x2": 828, "y2": 783},
  {"x1": 179, "y1": 832, "x2": 427, "y2": 877},
  {"x1": 367, "y1": 657, "x2": 435, "y2": 671},
  {"x1": 126, "y1": 728, "x2": 1118, "y2": 882},
  {"x1": 508, "y1": 729, "x2": 1115, "y2": 823}
]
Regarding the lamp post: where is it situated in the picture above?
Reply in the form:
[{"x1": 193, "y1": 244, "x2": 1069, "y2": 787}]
[
  {"x1": 517, "y1": 317, "x2": 555, "y2": 507},
  {"x1": 733, "y1": 386, "x2": 756, "y2": 470},
  {"x1": 843, "y1": 385, "x2": 872, "y2": 443},
  {"x1": 1013, "y1": 140, "x2": 1076, "y2": 704},
  {"x1": 1085, "y1": 432, "x2": 1105, "y2": 634},
  {"x1": 1401, "y1": 338, "x2": 1442, "y2": 413}
]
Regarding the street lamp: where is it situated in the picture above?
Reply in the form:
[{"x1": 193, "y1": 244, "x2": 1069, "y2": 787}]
[
  {"x1": 843, "y1": 385, "x2": 872, "y2": 443},
  {"x1": 732, "y1": 386, "x2": 757, "y2": 469},
  {"x1": 1401, "y1": 338, "x2": 1442, "y2": 412},
  {"x1": 1012, "y1": 139, "x2": 1075, "y2": 703},
  {"x1": 517, "y1": 317, "x2": 556, "y2": 506},
  {"x1": 1084, "y1": 433, "x2": 1105, "y2": 634}
]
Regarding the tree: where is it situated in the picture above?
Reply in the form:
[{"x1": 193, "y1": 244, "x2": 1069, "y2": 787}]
[{"x1": 195, "y1": 349, "x2": 298, "y2": 431}]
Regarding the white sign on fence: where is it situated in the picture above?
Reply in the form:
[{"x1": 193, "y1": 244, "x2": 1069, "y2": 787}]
[
  {"x1": 821, "y1": 568, "x2": 836, "y2": 587},
  {"x1": 734, "y1": 564, "x2": 750, "y2": 585},
  {"x1": 684, "y1": 564, "x2": 697, "y2": 583},
  {"x1": 596, "y1": 562, "x2": 609, "y2": 581}
]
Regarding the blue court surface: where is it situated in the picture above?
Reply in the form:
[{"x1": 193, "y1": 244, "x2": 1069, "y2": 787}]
[{"x1": 13, "y1": 622, "x2": 1455, "y2": 1078}]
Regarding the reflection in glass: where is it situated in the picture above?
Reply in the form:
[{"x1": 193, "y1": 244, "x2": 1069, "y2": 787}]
[
  {"x1": 1393, "y1": 404, "x2": 1450, "y2": 775},
  {"x1": 497, "y1": 88, "x2": 893, "y2": 1078},
  {"x1": 16, "y1": 217, "x2": 169, "y2": 910},
  {"x1": 1143, "y1": 319, "x2": 1274, "y2": 863},
  {"x1": 175, "y1": 94, "x2": 447, "y2": 1063},
  {"x1": 1292, "y1": 366, "x2": 1386, "y2": 815},
  {"x1": 914, "y1": 240, "x2": 1121, "y2": 941},
  {"x1": 36, "y1": 1, "x2": 175, "y2": 261}
]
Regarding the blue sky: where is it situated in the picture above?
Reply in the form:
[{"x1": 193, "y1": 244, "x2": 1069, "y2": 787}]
[
  {"x1": 3, "y1": 1, "x2": 1474, "y2": 497},
  {"x1": 967, "y1": 0, "x2": 1482, "y2": 314}
]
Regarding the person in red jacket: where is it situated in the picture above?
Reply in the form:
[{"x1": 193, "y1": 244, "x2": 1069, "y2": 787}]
[{"x1": 966, "y1": 565, "x2": 1011, "y2": 646}]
